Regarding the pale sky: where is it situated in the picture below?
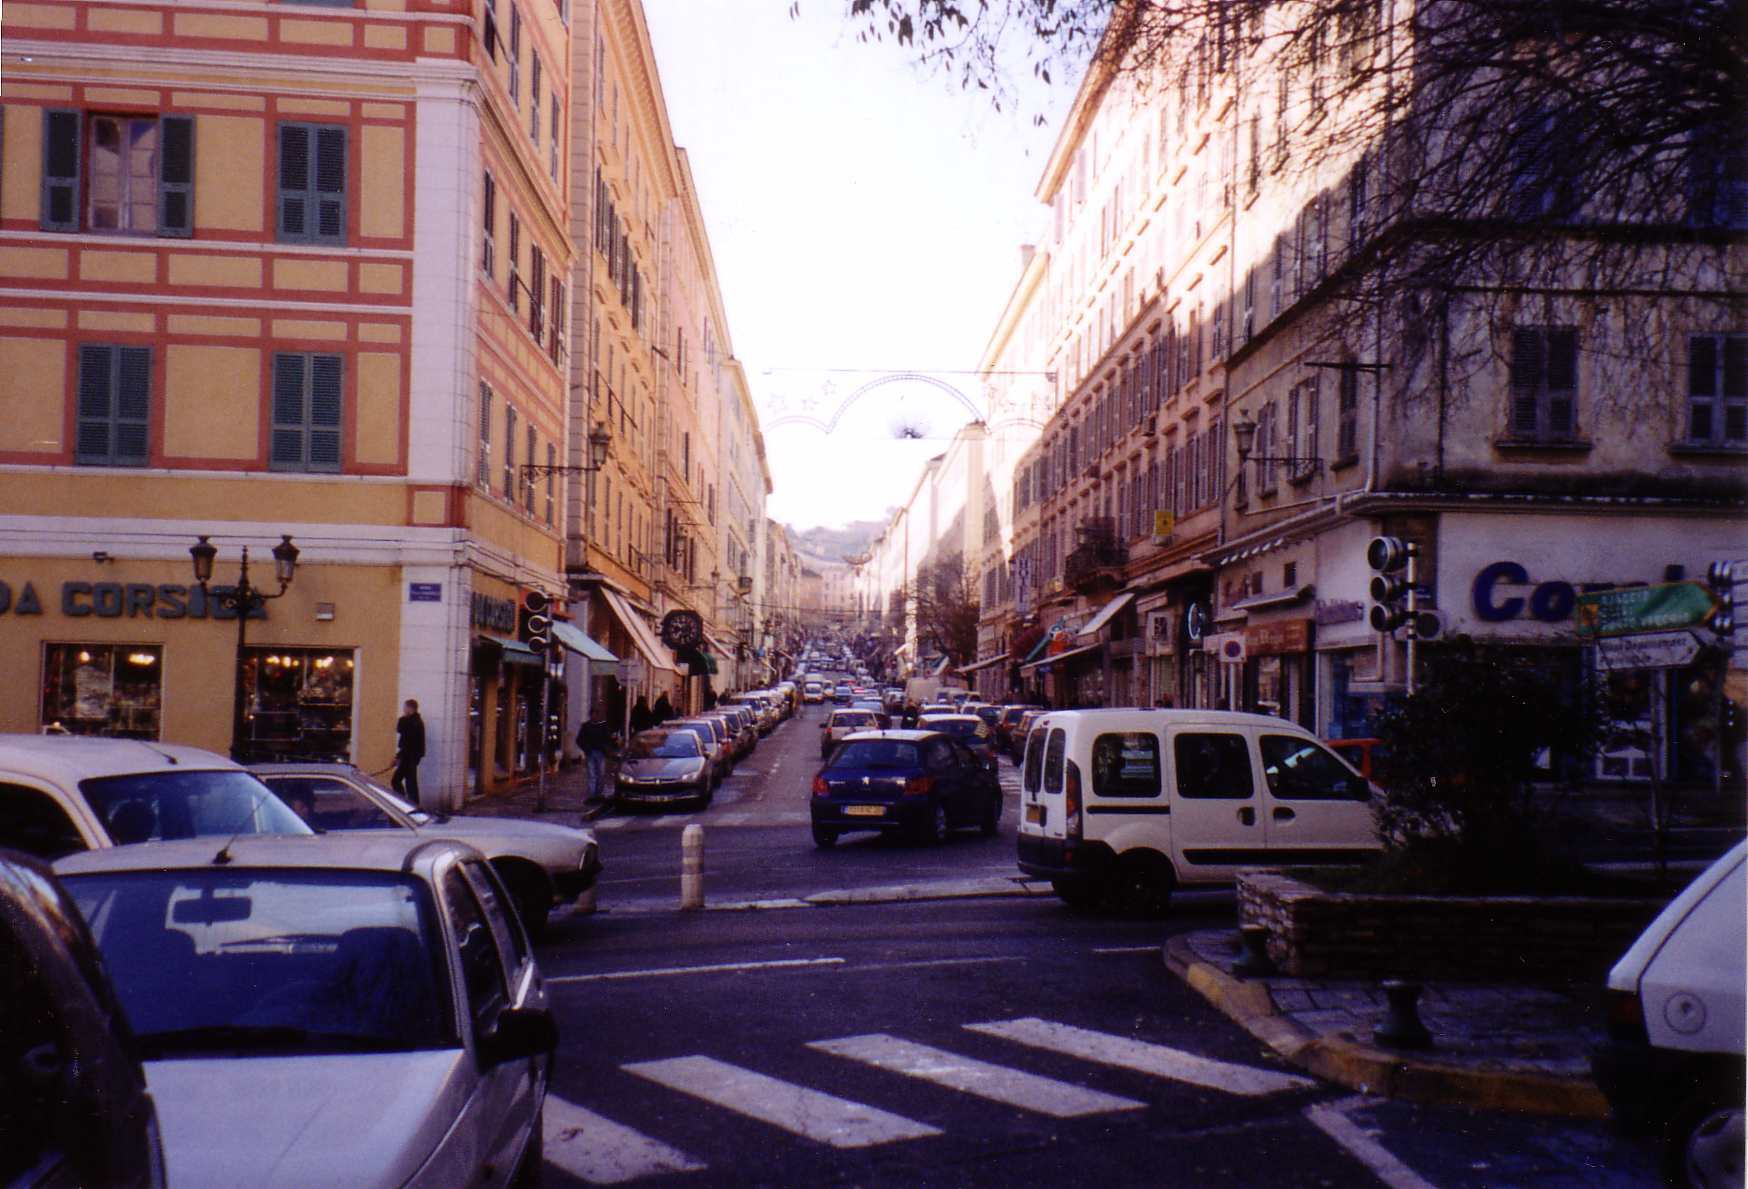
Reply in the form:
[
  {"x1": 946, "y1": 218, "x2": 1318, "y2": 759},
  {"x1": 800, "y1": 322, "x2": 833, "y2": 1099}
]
[{"x1": 640, "y1": 1, "x2": 1077, "y2": 533}]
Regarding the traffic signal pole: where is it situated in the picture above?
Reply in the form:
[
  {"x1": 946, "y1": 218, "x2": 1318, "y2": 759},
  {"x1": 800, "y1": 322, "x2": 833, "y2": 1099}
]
[{"x1": 1405, "y1": 542, "x2": 1420, "y2": 696}]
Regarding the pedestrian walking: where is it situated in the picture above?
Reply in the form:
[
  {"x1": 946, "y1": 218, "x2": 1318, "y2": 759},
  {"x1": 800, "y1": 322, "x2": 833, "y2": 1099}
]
[
  {"x1": 392, "y1": 699, "x2": 425, "y2": 804},
  {"x1": 652, "y1": 691, "x2": 675, "y2": 723},
  {"x1": 577, "y1": 709, "x2": 617, "y2": 802},
  {"x1": 630, "y1": 695, "x2": 654, "y2": 734}
]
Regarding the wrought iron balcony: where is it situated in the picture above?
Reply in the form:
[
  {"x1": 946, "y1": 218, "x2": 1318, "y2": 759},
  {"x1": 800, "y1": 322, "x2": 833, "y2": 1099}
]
[{"x1": 1064, "y1": 518, "x2": 1127, "y2": 593}]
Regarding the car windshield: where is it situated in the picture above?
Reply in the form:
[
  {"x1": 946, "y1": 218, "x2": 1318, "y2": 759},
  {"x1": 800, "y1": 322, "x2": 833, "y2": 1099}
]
[
  {"x1": 80, "y1": 770, "x2": 312, "y2": 845},
  {"x1": 627, "y1": 732, "x2": 702, "y2": 759},
  {"x1": 923, "y1": 719, "x2": 982, "y2": 738},
  {"x1": 831, "y1": 740, "x2": 921, "y2": 769},
  {"x1": 63, "y1": 868, "x2": 454, "y2": 1058}
]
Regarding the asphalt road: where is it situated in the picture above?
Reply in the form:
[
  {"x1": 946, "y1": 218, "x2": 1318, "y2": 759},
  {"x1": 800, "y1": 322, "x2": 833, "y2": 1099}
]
[{"x1": 530, "y1": 703, "x2": 1661, "y2": 1187}]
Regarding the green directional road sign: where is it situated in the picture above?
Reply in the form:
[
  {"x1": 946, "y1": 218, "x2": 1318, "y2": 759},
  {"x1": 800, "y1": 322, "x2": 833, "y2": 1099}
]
[{"x1": 1575, "y1": 581, "x2": 1720, "y2": 638}]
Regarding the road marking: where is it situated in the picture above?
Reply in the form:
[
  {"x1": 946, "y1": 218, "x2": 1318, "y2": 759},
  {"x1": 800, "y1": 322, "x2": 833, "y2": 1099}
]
[
  {"x1": 543, "y1": 1095, "x2": 705, "y2": 1184},
  {"x1": 623, "y1": 1055, "x2": 940, "y2": 1148},
  {"x1": 1092, "y1": 945, "x2": 1161, "y2": 955},
  {"x1": 548, "y1": 957, "x2": 845, "y2": 984},
  {"x1": 717, "y1": 811, "x2": 752, "y2": 825},
  {"x1": 809, "y1": 1033, "x2": 1145, "y2": 1118},
  {"x1": 854, "y1": 955, "x2": 1025, "y2": 973},
  {"x1": 966, "y1": 1018, "x2": 1317, "y2": 1096},
  {"x1": 1305, "y1": 1098, "x2": 1440, "y2": 1189}
]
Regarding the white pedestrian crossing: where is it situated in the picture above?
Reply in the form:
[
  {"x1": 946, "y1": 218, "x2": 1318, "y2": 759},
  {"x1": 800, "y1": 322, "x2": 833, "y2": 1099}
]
[
  {"x1": 808, "y1": 1033, "x2": 1145, "y2": 1118},
  {"x1": 543, "y1": 1095, "x2": 705, "y2": 1184},
  {"x1": 964, "y1": 1017, "x2": 1317, "y2": 1096},
  {"x1": 622, "y1": 1054, "x2": 942, "y2": 1148}
]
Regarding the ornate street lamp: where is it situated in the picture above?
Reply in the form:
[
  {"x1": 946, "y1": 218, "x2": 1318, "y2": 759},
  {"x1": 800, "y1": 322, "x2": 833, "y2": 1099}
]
[{"x1": 191, "y1": 534, "x2": 300, "y2": 762}]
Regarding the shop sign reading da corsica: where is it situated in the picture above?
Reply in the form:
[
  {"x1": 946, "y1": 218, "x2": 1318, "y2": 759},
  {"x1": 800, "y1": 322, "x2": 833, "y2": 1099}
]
[{"x1": 0, "y1": 579, "x2": 267, "y2": 620}]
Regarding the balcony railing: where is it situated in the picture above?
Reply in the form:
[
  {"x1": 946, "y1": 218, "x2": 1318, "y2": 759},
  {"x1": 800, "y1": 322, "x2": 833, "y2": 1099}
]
[{"x1": 1064, "y1": 518, "x2": 1127, "y2": 592}]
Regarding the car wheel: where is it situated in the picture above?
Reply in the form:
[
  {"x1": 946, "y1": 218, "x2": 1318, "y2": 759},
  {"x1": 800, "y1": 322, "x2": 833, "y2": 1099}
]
[
  {"x1": 1113, "y1": 851, "x2": 1175, "y2": 918},
  {"x1": 812, "y1": 824, "x2": 839, "y2": 848},
  {"x1": 1667, "y1": 1099, "x2": 1744, "y2": 1188},
  {"x1": 1051, "y1": 878, "x2": 1102, "y2": 912},
  {"x1": 980, "y1": 792, "x2": 999, "y2": 836},
  {"x1": 514, "y1": 1103, "x2": 545, "y2": 1185}
]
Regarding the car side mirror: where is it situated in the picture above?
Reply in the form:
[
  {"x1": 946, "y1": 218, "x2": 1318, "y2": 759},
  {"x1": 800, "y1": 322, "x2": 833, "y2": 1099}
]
[{"x1": 480, "y1": 1006, "x2": 558, "y2": 1067}]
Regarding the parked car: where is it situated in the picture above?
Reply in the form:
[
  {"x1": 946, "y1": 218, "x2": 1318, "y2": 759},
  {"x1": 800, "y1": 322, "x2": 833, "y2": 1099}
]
[
  {"x1": 1008, "y1": 709, "x2": 1049, "y2": 763},
  {"x1": 967, "y1": 703, "x2": 1004, "y2": 730},
  {"x1": 821, "y1": 708, "x2": 885, "y2": 758},
  {"x1": 249, "y1": 761, "x2": 601, "y2": 936},
  {"x1": 996, "y1": 705, "x2": 1044, "y2": 758},
  {"x1": 810, "y1": 729, "x2": 1002, "y2": 848},
  {"x1": 615, "y1": 728, "x2": 713, "y2": 812},
  {"x1": 666, "y1": 719, "x2": 731, "y2": 786},
  {"x1": 1592, "y1": 841, "x2": 1745, "y2": 1186},
  {"x1": 706, "y1": 707, "x2": 757, "y2": 760},
  {"x1": 1016, "y1": 709, "x2": 1379, "y2": 914},
  {"x1": 802, "y1": 681, "x2": 825, "y2": 704},
  {"x1": 849, "y1": 699, "x2": 893, "y2": 730},
  {"x1": 916, "y1": 713, "x2": 1001, "y2": 771},
  {"x1": 0, "y1": 848, "x2": 165, "y2": 1188},
  {"x1": 1325, "y1": 737, "x2": 1387, "y2": 783},
  {"x1": 56, "y1": 835, "x2": 555, "y2": 1189},
  {"x1": 0, "y1": 735, "x2": 310, "y2": 862}
]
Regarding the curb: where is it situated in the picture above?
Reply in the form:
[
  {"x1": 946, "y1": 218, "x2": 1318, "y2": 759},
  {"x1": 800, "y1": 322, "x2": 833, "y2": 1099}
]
[
  {"x1": 595, "y1": 876, "x2": 1057, "y2": 916},
  {"x1": 1162, "y1": 934, "x2": 1612, "y2": 1120}
]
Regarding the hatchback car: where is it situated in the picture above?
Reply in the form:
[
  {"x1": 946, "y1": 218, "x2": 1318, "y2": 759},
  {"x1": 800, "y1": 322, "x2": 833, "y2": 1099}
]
[
  {"x1": 820, "y1": 708, "x2": 884, "y2": 758},
  {"x1": 667, "y1": 719, "x2": 732, "y2": 786},
  {"x1": 56, "y1": 835, "x2": 555, "y2": 1189},
  {"x1": 250, "y1": 762, "x2": 601, "y2": 936},
  {"x1": 615, "y1": 728, "x2": 713, "y2": 811},
  {"x1": 0, "y1": 735, "x2": 310, "y2": 862},
  {"x1": 809, "y1": 730, "x2": 1002, "y2": 848},
  {"x1": 916, "y1": 713, "x2": 1000, "y2": 770},
  {"x1": 996, "y1": 705, "x2": 1044, "y2": 757},
  {"x1": 1008, "y1": 709, "x2": 1049, "y2": 763}
]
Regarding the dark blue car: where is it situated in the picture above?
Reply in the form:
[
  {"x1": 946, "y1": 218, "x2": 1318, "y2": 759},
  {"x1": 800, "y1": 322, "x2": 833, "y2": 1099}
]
[{"x1": 809, "y1": 729, "x2": 1002, "y2": 848}]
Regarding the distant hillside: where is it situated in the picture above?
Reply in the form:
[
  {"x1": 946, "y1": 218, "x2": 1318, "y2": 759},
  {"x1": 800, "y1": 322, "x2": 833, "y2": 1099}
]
[{"x1": 789, "y1": 519, "x2": 886, "y2": 565}]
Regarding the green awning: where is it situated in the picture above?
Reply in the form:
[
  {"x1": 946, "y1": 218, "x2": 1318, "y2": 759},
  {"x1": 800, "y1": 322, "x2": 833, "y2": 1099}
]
[
  {"x1": 551, "y1": 620, "x2": 617, "y2": 663},
  {"x1": 500, "y1": 639, "x2": 544, "y2": 667}
]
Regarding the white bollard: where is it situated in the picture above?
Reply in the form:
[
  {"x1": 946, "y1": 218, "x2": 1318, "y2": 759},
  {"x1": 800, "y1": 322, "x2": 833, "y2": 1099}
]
[{"x1": 679, "y1": 823, "x2": 705, "y2": 911}]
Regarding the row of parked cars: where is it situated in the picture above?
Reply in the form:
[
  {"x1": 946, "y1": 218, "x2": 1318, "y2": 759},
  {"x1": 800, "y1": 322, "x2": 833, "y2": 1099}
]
[
  {"x1": 0, "y1": 732, "x2": 599, "y2": 1185},
  {"x1": 614, "y1": 685, "x2": 798, "y2": 811}
]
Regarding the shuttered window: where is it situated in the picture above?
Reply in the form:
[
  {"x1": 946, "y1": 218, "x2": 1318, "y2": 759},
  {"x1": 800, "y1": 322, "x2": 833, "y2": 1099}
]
[
  {"x1": 481, "y1": 171, "x2": 496, "y2": 277},
  {"x1": 1337, "y1": 366, "x2": 1361, "y2": 460},
  {"x1": 271, "y1": 353, "x2": 344, "y2": 471},
  {"x1": 1688, "y1": 334, "x2": 1748, "y2": 446},
  {"x1": 76, "y1": 345, "x2": 151, "y2": 466},
  {"x1": 1508, "y1": 327, "x2": 1579, "y2": 441},
  {"x1": 42, "y1": 111, "x2": 192, "y2": 236},
  {"x1": 477, "y1": 383, "x2": 493, "y2": 487},
  {"x1": 277, "y1": 123, "x2": 346, "y2": 244},
  {"x1": 503, "y1": 404, "x2": 517, "y2": 497}
]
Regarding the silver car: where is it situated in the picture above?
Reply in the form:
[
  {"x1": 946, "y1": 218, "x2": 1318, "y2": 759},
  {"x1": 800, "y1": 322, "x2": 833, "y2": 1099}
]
[
  {"x1": 57, "y1": 834, "x2": 554, "y2": 1188},
  {"x1": 250, "y1": 762, "x2": 600, "y2": 936}
]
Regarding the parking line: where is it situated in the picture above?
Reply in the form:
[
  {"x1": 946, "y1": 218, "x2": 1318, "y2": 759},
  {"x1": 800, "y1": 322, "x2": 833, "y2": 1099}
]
[
  {"x1": 548, "y1": 957, "x2": 845, "y2": 984},
  {"x1": 966, "y1": 1017, "x2": 1317, "y2": 1096},
  {"x1": 810, "y1": 1033, "x2": 1145, "y2": 1118},
  {"x1": 542, "y1": 1095, "x2": 705, "y2": 1184},
  {"x1": 1305, "y1": 1098, "x2": 1439, "y2": 1189},
  {"x1": 623, "y1": 1055, "x2": 940, "y2": 1148}
]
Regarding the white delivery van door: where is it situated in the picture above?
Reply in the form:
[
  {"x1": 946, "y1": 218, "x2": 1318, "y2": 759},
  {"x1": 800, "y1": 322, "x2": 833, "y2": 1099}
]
[
  {"x1": 1164, "y1": 728, "x2": 1265, "y2": 882},
  {"x1": 1255, "y1": 731, "x2": 1379, "y2": 864}
]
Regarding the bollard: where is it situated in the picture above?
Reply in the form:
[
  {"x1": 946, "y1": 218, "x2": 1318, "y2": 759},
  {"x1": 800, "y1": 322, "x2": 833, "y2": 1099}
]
[
  {"x1": 1373, "y1": 978, "x2": 1433, "y2": 1049},
  {"x1": 679, "y1": 824, "x2": 705, "y2": 911},
  {"x1": 1231, "y1": 924, "x2": 1277, "y2": 978}
]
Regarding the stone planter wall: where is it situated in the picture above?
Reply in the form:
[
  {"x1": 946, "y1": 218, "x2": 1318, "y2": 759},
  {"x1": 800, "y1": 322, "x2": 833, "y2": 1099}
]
[{"x1": 1237, "y1": 870, "x2": 1667, "y2": 982}]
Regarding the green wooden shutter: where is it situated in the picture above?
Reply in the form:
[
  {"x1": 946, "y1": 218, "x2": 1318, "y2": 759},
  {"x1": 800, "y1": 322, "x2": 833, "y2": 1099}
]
[
  {"x1": 308, "y1": 354, "x2": 343, "y2": 469},
  {"x1": 313, "y1": 127, "x2": 346, "y2": 243},
  {"x1": 75, "y1": 345, "x2": 150, "y2": 465},
  {"x1": 158, "y1": 115, "x2": 194, "y2": 237},
  {"x1": 1509, "y1": 328, "x2": 1544, "y2": 437},
  {"x1": 1545, "y1": 328, "x2": 1577, "y2": 438},
  {"x1": 42, "y1": 109, "x2": 81, "y2": 232},
  {"x1": 114, "y1": 347, "x2": 151, "y2": 462},
  {"x1": 76, "y1": 345, "x2": 114, "y2": 462},
  {"x1": 272, "y1": 353, "x2": 308, "y2": 466},
  {"x1": 279, "y1": 124, "x2": 345, "y2": 244},
  {"x1": 278, "y1": 124, "x2": 310, "y2": 240}
]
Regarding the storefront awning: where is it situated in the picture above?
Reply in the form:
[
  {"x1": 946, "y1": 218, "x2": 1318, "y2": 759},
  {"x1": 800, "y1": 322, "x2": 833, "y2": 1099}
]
[
  {"x1": 1231, "y1": 584, "x2": 1316, "y2": 613},
  {"x1": 550, "y1": 620, "x2": 617, "y2": 664},
  {"x1": 600, "y1": 588, "x2": 678, "y2": 675},
  {"x1": 929, "y1": 654, "x2": 952, "y2": 677},
  {"x1": 959, "y1": 654, "x2": 1010, "y2": 674},
  {"x1": 1077, "y1": 592, "x2": 1136, "y2": 638},
  {"x1": 1019, "y1": 640, "x2": 1104, "y2": 673},
  {"x1": 499, "y1": 639, "x2": 545, "y2": 668}
]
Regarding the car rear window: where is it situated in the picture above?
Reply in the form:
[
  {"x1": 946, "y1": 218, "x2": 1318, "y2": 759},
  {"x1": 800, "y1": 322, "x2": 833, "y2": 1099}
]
[
  {"x1": 1022, "y1": 726, "x2": 1046, "y2": 793},
  {"x1": 1173, "y1": 733, "x2": 1255, "y2": 799},
  {"x1": 831, "y1": 740, "x2": 920, "y2": 769},
  {"x1": 1043, "y1": 728, "x2": 1066, "y2": 794},
  {"x1": 1091, "y1": 733, "x2": 1162, "y2": 798},
  {"x1": 832, "y1": 711, "x2": 876, "y2": 727}
]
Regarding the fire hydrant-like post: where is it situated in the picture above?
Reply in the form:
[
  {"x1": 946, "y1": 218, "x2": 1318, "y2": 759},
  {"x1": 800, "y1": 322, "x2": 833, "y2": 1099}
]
[{"x1": 680, "y1": 824, "x2": 705, "y2": 910}]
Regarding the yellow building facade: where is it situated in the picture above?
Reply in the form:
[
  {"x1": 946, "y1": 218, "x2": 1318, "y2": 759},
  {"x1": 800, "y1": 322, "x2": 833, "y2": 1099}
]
[{"x1": 0, "y1": 0, "x2": 574, "y2": 809}]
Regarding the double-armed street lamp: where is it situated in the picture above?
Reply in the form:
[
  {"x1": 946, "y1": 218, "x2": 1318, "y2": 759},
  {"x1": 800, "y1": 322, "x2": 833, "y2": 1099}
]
[{"x1": 190, "y1": 533, "x2": 300, "y2": 762}]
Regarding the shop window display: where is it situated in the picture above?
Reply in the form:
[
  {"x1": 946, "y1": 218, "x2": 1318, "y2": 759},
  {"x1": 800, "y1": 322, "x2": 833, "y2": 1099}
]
[
  {"x1": 41, "y1": 644, "x2": 163, "y2": 738},
  {"x1": 244, "y1": 648, "x2": 355, "y2": 760}
]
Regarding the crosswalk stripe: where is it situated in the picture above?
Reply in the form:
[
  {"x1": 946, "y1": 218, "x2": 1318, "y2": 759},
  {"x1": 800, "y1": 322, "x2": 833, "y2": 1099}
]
[
  {"x1": 965, "y1": 1018, "x2": 1317, "y2": 1097},
  {"x1": 622, "y1": 1055, "x2": 941, "y2": 1148},
  {"x1": 543, "y1": 1095, "x2": 705, "y2": 1184},
  {"x1": 809, "y1": 1033, "x2": 1145, "y2": 1118},
  {"x1": 594, "y1": 817, "x2": 629, "y2": 831}
]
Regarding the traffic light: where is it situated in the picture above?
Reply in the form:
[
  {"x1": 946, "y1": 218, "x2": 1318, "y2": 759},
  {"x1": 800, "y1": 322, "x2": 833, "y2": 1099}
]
[
  {"x1": 1367, "y1": 536, "x2": 1412, "y2": 633},
  {"x1": 1708, "y1": 561, "x2": 1736, "y2": 637},
  {"x1": 519, "y1": 590, "x2": 552, "y2": 655}
]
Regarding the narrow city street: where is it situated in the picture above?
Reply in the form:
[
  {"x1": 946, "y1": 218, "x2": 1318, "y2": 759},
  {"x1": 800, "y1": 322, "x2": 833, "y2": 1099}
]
[{"x1": 530, "y1": 706, "x2": 1662, "y2": 1187}]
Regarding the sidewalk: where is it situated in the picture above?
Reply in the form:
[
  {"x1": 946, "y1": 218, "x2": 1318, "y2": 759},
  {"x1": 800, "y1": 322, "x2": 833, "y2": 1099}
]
[
  {"x1": 458, "y1": 762, "x2": 610, "y2": 829},
  {"x1": 1164, "y1": 929, "x2": 1612, "y2": 1119}
]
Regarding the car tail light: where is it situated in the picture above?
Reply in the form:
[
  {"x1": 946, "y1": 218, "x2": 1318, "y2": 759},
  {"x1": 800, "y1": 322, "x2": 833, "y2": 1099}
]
[
  {"x1": 1603, "y1": 988, "x2": 1648, "y2": 1044},
  {"x1": 811, "y1": 774, "x2": 830, "y2": 797},
  {"x1": 903, "y1": 776, "x2": 934, "y2": 797},
  {"x1": 1064, "y1": 760, "x2": 1083, "y2": 841}
]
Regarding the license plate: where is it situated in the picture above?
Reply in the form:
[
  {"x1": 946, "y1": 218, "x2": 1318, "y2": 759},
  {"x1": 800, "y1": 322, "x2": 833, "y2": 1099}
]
[
  {"x1": 1025, "y1": 803, "x2": 1044, "y2": 825},
  {"x1": 844, "y1": 805, "x2": 885, "y2": 817}
]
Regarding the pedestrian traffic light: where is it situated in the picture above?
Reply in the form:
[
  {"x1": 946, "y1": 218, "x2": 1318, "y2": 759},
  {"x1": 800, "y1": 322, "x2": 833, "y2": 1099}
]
[
  {"x1": 1367, "y1": 535, "x2": 1412, "y2": 633},
  {"x1": 1708, "y1": 561, "x2": 1736, "y2": 637},
  {"x1": 520, "y1": 590, "x2": 552, "y2": 655}
]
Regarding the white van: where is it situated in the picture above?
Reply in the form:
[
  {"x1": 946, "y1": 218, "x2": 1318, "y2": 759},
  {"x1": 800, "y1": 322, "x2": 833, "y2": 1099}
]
[{"x1": 1016, "y1": 709, "x2": 1378, "y2": 913}]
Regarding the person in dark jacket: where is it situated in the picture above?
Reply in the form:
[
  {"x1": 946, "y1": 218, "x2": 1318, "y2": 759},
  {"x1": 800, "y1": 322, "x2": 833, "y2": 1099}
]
[
  {"x1": 576, "y1": 711, "x2": 617, "y2": 802},
  {"x1": 629, "y1": 696, "x2": 654, "y2": 734},
  {"x1": 652, "y1": 692, "x2": 675, "y2": 723},
  {"x1": 392, "y1": 699, "x2": 426, "y2": 804}
]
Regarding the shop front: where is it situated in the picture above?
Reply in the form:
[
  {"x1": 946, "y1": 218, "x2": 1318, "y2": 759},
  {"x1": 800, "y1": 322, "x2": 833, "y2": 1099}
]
[{"x1": 467, "y1": 581, "x2": 548, "y2": 795}]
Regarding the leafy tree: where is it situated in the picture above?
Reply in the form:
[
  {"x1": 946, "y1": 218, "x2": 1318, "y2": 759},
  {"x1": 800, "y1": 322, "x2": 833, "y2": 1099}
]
[{"x1": 1370, "y1": 635, "x2": 1609, "y2": 888}]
